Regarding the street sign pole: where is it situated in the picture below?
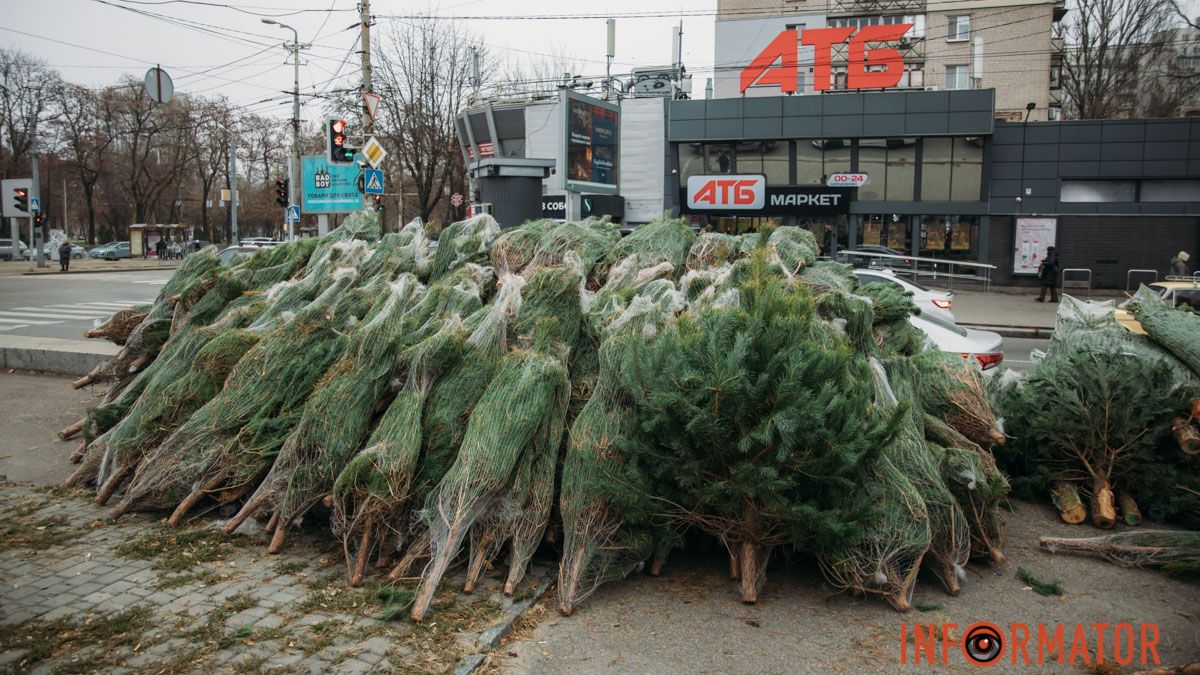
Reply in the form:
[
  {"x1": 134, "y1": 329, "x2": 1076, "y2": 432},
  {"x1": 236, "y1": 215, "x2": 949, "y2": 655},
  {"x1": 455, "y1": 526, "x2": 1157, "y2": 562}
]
[
  {"x1": 31, "y1": 153, "x2": 44, "y2": 268},
  {"x1": 230, "y1": 137, "x2": 239, "y2": 245},
  {"x1": 8, "y1": 217, "x2": 17, "y2": 262}
]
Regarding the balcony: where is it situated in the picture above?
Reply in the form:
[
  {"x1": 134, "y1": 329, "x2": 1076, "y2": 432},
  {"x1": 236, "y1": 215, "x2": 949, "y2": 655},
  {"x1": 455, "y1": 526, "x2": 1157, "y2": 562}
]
[{"x1": 830, "y1": 0, "x2": 926, "y2": 16}]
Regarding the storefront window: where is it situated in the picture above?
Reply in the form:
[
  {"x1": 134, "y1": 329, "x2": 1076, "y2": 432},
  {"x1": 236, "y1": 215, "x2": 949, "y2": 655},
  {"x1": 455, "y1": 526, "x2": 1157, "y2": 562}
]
[
  {"x1": 861, "y1": 214, "x2": 910, "y2": 252},
  {"x1": 735, "y1": 141, "x2": 789, "y2": 185},
  {"x1": 794, "y1": 139, "x2": 850, "y2": 185},
  {"x1": 858, "y1": 139, "x2": 917, "y2": 202},
  {"x1": 921, "y1": 138, "x2": 952, "y2": 201},
  {"x1": 706, "y1": 144, "x2": 733, "y2": 174},
  {"x1": 919, "y1": 215, "x2": 979, "y2": 262},
  {"x1": 799, "y1": 216, "x2": 849, "y2": 256},
  {"x1": 920, "y1": 137, "x2": 983, "y2": 202},
  {"x1": 951, "y1": 137, "x2": 983, "y2": 202},
  {"x1": 679, "y1": 143, "x2": 704, "y2": 189}
]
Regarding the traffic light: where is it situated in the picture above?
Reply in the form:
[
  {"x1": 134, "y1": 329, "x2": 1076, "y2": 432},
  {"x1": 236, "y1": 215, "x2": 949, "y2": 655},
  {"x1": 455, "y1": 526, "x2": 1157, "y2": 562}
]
[
  {"x1": 12, "y1": 187, "x2": 28, "y2": 213},
  {"x1": 33, "y1": 211, "x2": 44, "y2": 227},
  {"x1": 372, "y1": 194, "x2": 383, "y2": 212},
  {"x1": 327, "y1": 118, "x2": 357, "y2": 163},
  {"x1": 275, "y1": 179, "x2": 288, "y2": 207}
]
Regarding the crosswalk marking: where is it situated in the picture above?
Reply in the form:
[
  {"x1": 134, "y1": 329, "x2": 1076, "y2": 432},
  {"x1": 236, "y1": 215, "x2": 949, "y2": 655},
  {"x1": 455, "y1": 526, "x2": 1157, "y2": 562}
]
[
  {"x1": 0, "y1": 310, "x2": 102, "y2": 320},
  {"x1": 14, "y1": 306, "x2": 108, "y2": 315},
  {"x1": 0, "y1": 316, "x2": 60, "y2": 325}
]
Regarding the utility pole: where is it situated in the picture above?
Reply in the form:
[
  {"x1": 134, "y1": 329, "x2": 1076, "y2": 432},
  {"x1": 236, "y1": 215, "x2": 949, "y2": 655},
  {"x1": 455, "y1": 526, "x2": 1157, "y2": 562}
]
[
  {"x1": 262, "y1": 19, "x2": 309, "y2": 241},
  {"x1": 230, "y1": 137, "x2": 239, "y2": 245},
  {"x1": 360, "y1": 1, "x2": 373, "y2": 136},
  {"x1": 62, "y1": 177, "x2": 68, "y2": 240},
  {"x1": 606, "y1": 18, "x2": 615, "y2": 100},
  {"x1": 32, "y1": 152, "x2": 44, "y2": 268}
]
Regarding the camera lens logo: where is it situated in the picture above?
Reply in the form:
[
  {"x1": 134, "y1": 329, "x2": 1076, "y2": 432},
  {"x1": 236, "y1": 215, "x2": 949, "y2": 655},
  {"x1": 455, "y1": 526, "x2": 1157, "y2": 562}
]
[{"x1": 963, "y1": 622, "x2": 1005, "y2": 666}]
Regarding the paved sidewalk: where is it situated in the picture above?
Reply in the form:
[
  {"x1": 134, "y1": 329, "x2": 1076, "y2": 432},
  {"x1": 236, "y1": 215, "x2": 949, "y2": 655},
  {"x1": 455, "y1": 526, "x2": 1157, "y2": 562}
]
[
  {"x1": 0, "y1": 483, "x2": 529, "y2": 673},
  {"x1": 0, "y1": 371, "x2": 102, "y2": 484},
  {"x1": 0, "y1": 335, "x2": 121, "y2": 376},
  {"x1": 949, "y1": 289, "x2": 1125, "y2": 335},
  {"x1": 0, "y1": 259, "x2": 180, "y2": 278}
]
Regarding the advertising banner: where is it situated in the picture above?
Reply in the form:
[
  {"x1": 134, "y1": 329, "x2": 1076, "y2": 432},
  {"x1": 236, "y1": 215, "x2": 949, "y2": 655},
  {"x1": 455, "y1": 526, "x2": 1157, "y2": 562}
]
[
  {"x1": 681, "y1": 176, "x2": 850, "y2": 216},
  {"x1": 301, "y1": 155, "x2": 362, "y2": 214},
  {"x1": 562, "y1": 91, "x2": 620, "y2": 194},
  {"x1": 1014, "y1": 217, "x2": 1057, "y2": 274}
]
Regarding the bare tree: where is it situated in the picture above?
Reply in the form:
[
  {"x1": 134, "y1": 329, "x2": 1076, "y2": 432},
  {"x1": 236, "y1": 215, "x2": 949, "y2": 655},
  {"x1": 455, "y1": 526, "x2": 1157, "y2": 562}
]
[
  {"x1": 52, "y1": 84, "x2": 112, "y2": 244},
  {"x1": 192, "y1": 98, "x2": 233, "y2": 243},
  {"x1": 0, "y1": 48, "x2": 60, "y2": 179},
  {"x1": 372, "y1": 17, "x2": 485, "y2": 225},
  {"x1": 1062, "y1": 0, "x2": 1183, "y2": 119}
]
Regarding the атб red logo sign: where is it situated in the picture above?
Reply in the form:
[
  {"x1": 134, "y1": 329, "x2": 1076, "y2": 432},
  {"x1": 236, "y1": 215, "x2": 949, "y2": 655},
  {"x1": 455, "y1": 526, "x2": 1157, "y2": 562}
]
[{"x1": 687, "y1": 175, "x2": 766, "y2": 210}]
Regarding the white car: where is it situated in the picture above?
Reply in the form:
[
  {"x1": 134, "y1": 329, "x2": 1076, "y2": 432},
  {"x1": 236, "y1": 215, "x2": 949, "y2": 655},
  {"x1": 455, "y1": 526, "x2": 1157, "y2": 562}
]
[
  {"x1": 911, "y1": 313, "x2": 1005, "y2": 373},
  {"x1": 854, "y1": 268, "x2": 955, "y2": 324}
]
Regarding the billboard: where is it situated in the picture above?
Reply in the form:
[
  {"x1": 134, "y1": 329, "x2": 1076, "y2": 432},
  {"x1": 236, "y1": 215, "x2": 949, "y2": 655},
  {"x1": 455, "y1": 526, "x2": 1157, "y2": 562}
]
[
  {"x1": 562, "y1": 91, "x2": 619, "y2": 194},
  {"x1": 1014, "y1": 217, "x2": 1057, "y2": 275},
  {"x1": 301, "y1": 155, "x2": 362, "y2": 214}
]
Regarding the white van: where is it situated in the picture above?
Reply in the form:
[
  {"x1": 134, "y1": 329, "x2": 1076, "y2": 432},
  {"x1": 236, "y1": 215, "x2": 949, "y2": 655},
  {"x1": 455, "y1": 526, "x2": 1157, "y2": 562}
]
[{"x1": 0, "y1": 238, "x2": 29, "y2": 261}]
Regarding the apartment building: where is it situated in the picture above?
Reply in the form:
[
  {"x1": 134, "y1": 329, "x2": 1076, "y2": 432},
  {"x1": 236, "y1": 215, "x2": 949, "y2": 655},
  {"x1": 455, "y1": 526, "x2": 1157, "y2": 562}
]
[{"x1": 714, "y1": 0, "x2": 1066, "y2": 121}]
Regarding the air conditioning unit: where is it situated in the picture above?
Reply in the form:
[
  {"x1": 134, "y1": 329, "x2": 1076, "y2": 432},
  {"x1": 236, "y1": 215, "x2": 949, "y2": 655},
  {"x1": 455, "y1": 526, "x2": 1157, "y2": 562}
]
[{"x1": 924, "y1": 85, "x2": 941, "y2": 91}]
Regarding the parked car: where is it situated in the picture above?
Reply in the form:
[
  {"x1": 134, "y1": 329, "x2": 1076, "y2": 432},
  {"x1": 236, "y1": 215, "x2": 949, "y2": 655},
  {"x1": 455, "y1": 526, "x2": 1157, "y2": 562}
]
[
  {"x1": 217, "y1": 245, "x2": 263, "y2": 266},
  {"x1": 911, "y1": 313, "x2": 1005, "y2": 373},
  {"x1": 89, "y1": 242, "x2": 119, "y2": 257},
  {"x1": 0, "y1": 238, "x2": 28, "y2": 261},
  {"x1": 1115, "y1": 279, "x2": 1200, "y2": 334},
  {"x1": 838, "y1": 244, "x2": 913, "y2": 269},
  {"x1": 24, "y1": 243, "x2": 85, "y2": 261},
  {"x1": 853, "y1": 268, "x2": 955, "y2": 324},
  {"x1": 101, "y1": 242, "x2": 131, "y2": 260}
]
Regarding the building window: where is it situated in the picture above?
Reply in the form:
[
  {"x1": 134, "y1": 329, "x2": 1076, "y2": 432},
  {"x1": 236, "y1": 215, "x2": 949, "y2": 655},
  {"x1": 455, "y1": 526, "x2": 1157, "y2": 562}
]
[
  {"x1": 678, "y1": 143, "x2": 705, "y2": 189},
  {"x1": 920, "y1": 215, "x2": 979, "y2": 261},
  {"x1": 1048, "y1": 107, "x2": 1062, "y2": 121},
  {"x1": 1060, "y1": 180, "x2": 1136, "y2": 202},
  {"x1": 920, "y1": 137, "x2": 983, "y2": 202},
  {"x1": 734, "y1": 141, "x2": 789, "y2": 185},
  {"x1": 1141, "y1": 179, "x2": 1200, "y2": 202},
  {"x1": 945, "y1": 65, "x2": 970, "y2": 90},
  {"x1": 858, "y1": 138, "x2": 917, "y2": 202},
  {"x1": 861, "y1": 214, "x2": 911, "y2": 252},
  {"x1": 795, "y1": 139, "x2": 851, "y2": 185},
  {"x1": 947, "y1": 15, "x2": 970, "y2": 42},
  {"x1": 1049, "y1": 62, "x2": 1062, "y2": 89},
  {"x1": 705, "y1": 144, "x2": 733, "y2": 174}
]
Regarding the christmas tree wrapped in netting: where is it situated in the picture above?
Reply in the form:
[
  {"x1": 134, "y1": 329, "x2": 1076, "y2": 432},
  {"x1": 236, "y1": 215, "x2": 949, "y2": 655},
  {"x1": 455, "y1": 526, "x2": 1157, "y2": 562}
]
[
  {"x1": 88, "y1": 301, "x2": 268, "y2": 505},
  {"x1": 430, "y1": 214, "x2": 501, "y2": 280},
  {"x1": 558, "y1": 280, "x2": 685, "y2": 615},
  {"x1": 925, "y1": 414, "x2": 1010, "y2": 565},
  {"x1": 526, "y1": 218, "x2": 620, "y2": 278},
  {"x1": 410, "y1": 327, "x2": 571, "y2": 621},
  {"x1": 458, "y1": 264, "x2": 584, "y2": 595},
  {"x1": 489, "y1": 219, "x2": 555, "y2": 277},
  {"x1": 817, "y1": 358, "x2": 930, "y2": 612},
  {"x1": 859, "y1": 282, "x2": 926, "y2": 356},
  {"x1": 912, "y1": 350, "x2": 1005, "y2": 447},
  {"x1": 882, "y1": 358, "x2": 971, "y2": 596},
  {"x1": 221, "y1": 270, "x2": 486, "y2": 551},
  {"x1": 332, "y1": 316, "x2": 467, "y2": 585},
  {"x1": 1129, "y1": 285, "x2": 1200, "y2": 376},
  {"x1": 611, "y1": 249, "x2": 894, "y2": 603},
  {"x1": 685, "y1": 232, "x2": 742, "y2": 271},
  {"x1": 599, "y1": 216, "x2": 696, "y2": 289},
  {"x1": 112, "y1": 269, "x2": 370, "y2": 518}
]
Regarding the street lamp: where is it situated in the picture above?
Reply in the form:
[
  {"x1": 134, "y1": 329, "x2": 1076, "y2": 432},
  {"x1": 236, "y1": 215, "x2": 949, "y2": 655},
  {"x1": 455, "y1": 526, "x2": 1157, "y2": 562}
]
[{"x1": 262, "y1": 18, "x2": 303, "y2": 240}]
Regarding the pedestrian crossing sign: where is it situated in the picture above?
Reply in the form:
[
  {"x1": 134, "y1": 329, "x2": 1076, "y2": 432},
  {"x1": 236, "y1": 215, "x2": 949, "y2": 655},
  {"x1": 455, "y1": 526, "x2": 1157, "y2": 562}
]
[
  {"x1": 363, "y1": 169, "x2": 384, "y2": 195},
  {"x1": 286, "y1": 205, "x2": 301, "y2": 222}
]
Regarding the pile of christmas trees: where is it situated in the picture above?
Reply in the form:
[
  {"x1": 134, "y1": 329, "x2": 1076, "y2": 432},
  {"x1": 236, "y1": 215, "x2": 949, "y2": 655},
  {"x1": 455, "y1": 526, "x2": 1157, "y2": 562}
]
[
  {"x1": 995, "y1": 293, "x2": 1200, "y2": 531},
  {"x1": 64, "y1": 211, "x2": 1013, "y2": 620}
]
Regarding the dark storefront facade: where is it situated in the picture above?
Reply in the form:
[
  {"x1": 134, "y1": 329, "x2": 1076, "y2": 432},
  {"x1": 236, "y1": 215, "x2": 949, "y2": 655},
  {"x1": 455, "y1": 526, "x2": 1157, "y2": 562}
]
[{"x1": 665, "y1": 90, "x2": 1200, "y2": 287}]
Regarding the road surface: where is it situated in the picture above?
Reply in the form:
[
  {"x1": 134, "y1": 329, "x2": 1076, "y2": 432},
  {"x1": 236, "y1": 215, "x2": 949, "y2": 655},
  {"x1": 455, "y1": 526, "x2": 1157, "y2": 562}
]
[
  {"x1": 997, "y1": 336, "x2": 1046, "y2": 373},
  {"x1": 0, "y1": 270, "x2": 169, "y2": 340}
]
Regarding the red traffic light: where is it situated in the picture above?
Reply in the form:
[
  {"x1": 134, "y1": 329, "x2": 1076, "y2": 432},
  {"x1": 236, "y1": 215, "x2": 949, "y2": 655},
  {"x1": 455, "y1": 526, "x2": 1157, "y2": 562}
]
[
  {"x1": 332, "y1": 119, "x2": 345, "y2": 134},
  {"x1": 13, "y1": 188, "x2": 26, "y2": 197}
]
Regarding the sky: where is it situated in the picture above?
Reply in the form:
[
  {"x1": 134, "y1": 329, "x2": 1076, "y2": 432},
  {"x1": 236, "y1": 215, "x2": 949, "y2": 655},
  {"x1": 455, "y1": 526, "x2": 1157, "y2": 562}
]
[{"x1": 1, "y1": 0, "x2": 718, "y2": 123}]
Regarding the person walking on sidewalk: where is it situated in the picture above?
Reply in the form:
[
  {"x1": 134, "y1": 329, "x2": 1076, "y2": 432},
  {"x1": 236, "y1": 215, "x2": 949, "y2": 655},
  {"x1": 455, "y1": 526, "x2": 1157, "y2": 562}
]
[
  {"x1": 1170, "y1": 250, "x2": 1191, "y2": 277},
  {"x1": 1036, "y1": 246, "x2": 1059, "y2": 303},
  {"x1": 58, "y1": 241, "x2": 72, "y2": 273}
]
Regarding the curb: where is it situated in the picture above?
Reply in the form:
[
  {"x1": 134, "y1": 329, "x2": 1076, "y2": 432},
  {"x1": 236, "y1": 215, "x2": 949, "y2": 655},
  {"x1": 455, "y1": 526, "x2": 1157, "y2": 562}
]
[
  {"x1": 0, "y1": 337, "x2": 118, "y2": 376},
  {"x1": 19, "y1": 265, "x2": 179, "y2": 276},
  {"x1": 960, "y1": 324, "x2": 1053, "y2": 339},
  {"x1": 452, "y1": 570, "x2": 555, "y2": 675}
]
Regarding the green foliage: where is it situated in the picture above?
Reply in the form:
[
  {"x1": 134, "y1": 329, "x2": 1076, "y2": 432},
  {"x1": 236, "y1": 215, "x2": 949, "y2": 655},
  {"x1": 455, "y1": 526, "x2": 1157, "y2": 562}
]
[{"x1": 1018, "y1": 566, "x2": 1064, "y2": 596}]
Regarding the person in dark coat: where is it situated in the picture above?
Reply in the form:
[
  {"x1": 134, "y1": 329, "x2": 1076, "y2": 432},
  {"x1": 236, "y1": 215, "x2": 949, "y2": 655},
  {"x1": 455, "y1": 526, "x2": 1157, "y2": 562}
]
[
  {"x1": 156, "y1": 239, "x2": 167, "y2": 260},
  {"x1": 58, "y1": 241, "x2": 72, "y2": 272},
  {"x1": 1036, "y1": 245, "x2": 1059, "y2": 303},
  {"x1": 1170, "y1": 251, "x2": 1191, "y2": 277}
]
